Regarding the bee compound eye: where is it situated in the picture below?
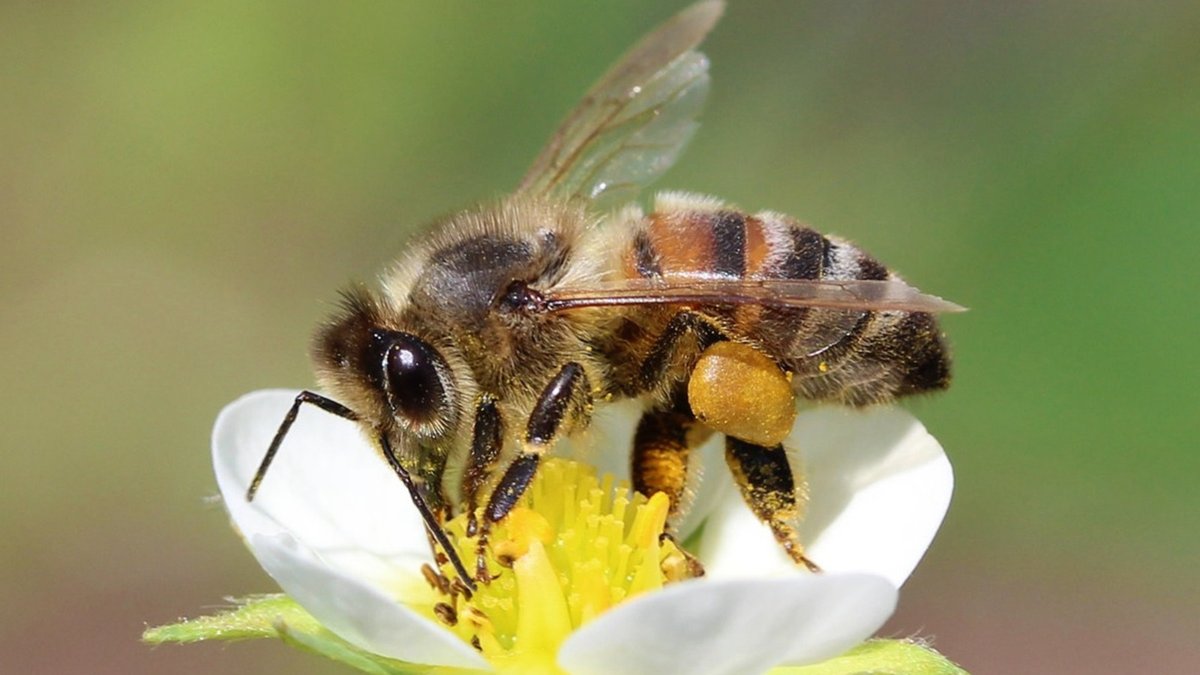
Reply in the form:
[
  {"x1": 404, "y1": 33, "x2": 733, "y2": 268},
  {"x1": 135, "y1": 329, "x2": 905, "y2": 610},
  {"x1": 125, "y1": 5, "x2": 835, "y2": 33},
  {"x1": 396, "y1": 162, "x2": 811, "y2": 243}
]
[{"x1": 382, "y1": 332, "x2": 450, "y2": 426}]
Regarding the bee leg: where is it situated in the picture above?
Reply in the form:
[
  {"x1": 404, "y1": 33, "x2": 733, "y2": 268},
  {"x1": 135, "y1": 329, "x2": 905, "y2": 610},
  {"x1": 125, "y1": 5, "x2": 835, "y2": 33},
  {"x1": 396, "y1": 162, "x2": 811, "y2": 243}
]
[
  {"x1": 377, "y1": 434, "x2": 477, "y2": 592},
  {"x1": 478, "y1": 362, "x2": 592, "y2": 579},
  {"x1": 639, "y1": 311, "x2": 726, "y2": 390},
  {"x1": 631, "y1": 403, "x2": 711, "y2": 531},
  {"x1": 461, "y1": 396, "x2": 503, "y2": 538},
  {"x1": 488, "y1": 362, "x2": 592, "y2": 522},
  {"x1": 724, "y1": 437, "x2": 819, "y2": 572},
  {"x1": 632, "y1": 404, "x2": 713, "y2": 576},
  {"x1": 460, "y1": 396, "x2": 504, "y2": 582}
]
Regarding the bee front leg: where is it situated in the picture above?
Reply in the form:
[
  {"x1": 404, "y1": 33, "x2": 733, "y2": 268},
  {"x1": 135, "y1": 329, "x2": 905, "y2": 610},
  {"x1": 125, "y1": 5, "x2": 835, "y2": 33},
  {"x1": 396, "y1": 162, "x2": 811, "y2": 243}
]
[
  {"x1": 461, "y1": 395, "x2": 503, "y2": 538},
  {"x1": 725, "y1": 437, "x2": 819, "y2": 572},
  {"x1": 477, "y1": 362, "x2": 592, "y2": 579},
  {"x1": 455, "y1": 395, "x2": 506, "y2": 583},
  {"x1": 246, "y1": 390, "x2": 358, "y2": 502}
]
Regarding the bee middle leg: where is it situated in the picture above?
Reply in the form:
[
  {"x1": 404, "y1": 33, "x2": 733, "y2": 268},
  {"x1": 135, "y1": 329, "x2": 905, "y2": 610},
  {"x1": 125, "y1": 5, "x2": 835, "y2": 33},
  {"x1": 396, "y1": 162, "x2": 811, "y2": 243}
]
[
  {"x1": 475, "y1": 362, "x2": 592, "y2": 578},
  {"x1": 476, "y1": 362, "x2": 592, "y2": 580},
  {"x1": 631, "y1": 402, "x2": 713, "y2": 576},
  {"x1": 631, "y1": 403, "x2": 713, "y2": 534}
]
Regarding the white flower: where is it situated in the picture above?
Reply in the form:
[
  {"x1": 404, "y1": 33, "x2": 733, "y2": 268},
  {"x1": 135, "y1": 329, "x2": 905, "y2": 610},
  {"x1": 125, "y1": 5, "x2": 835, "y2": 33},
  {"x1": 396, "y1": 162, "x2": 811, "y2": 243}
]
[{"x1": 213, "y1": 389, "x2": 952, "y2": 675}]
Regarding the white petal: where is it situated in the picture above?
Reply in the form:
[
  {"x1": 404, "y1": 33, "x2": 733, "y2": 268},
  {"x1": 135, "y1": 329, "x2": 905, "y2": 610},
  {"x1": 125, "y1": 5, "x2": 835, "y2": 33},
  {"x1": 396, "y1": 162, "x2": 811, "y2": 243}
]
[
  {"x1": 698, "y1": 406, "x2": 952, "y2": 587},
  {"x1": 213, "y1": 390, "x2": 432, "y2": 562},
  {"x1": 253, "y1": 533, "x2": 488, "y2": 669},
  {"x1": 558, "y1": 574, "x2": 896, "y2": 675},
  {"x1": 212, "y1": 390, "x2": 486, "y2": 669}
]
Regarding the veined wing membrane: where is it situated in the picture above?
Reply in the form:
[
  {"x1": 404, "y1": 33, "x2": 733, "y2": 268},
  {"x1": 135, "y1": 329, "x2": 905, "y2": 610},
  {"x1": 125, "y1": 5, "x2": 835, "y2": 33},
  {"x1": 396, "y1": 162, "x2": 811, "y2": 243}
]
[
  {"x1": 543, "y1": 277, "x2": 967, "y2": 314},
  {"x1": 517, "y1": 0, "x2": 723, "y2": 208}
]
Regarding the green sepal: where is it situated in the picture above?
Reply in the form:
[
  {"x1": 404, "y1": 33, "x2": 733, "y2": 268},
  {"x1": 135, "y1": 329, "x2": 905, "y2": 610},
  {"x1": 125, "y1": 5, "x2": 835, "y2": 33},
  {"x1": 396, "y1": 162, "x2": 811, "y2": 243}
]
[
  {"x1": 144, "y1": 596, "x2": 965, "y2": 674},
  {"x1": 143, "y1": 594, "x2": 318, "y2": 643},
  {"x1": 142, "y1": 594, "x2": 478, "y2": 674},
  {"x1": 773, "y1": 638, "x2": 968, "y2": 675}
]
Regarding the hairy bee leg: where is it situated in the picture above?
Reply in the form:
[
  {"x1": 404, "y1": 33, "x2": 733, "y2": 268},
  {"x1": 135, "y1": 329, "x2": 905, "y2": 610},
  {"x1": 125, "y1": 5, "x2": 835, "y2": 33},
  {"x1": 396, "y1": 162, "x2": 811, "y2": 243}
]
[
  {"x1": 461, "y1": 396, "x2": 503, "y2": 538},
  {"x1": 485, "y1": 362, "x2": 592, "y2": 524},
  {"x1": 247, "y1": 390, "x2": 357, "y2": 502},
  {"x1": 632, "y1": 407, "x2": 712, "y2": 576},
  {"x1": 469, "y1": 403, "x2": 520, "y2": 584},
  {"x1": 378, "y1": 434, "x2": 477, "y2": 593},
  {"x1": 631, "y1": 408, "x2": 712, "y2": 533},
  {"x1": 724, "y1": 437, "x2": 820, "y2": 572},
  {"x1": 639, "y1": 310, "x2": 726, "y2": 389}
]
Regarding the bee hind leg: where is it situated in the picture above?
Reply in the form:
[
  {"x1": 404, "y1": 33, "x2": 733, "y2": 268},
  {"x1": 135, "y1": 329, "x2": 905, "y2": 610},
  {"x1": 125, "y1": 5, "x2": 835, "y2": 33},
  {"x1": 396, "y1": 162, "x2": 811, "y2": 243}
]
[
  {"x1": 725, "y1": 437, "x2": 819, "y2": 572},
  {"x1": 638, "y1": 310, "x2": 725, "y2": 390},
  {"x1": 688, "y1": 340, "x2": 797, "y2": 448}
]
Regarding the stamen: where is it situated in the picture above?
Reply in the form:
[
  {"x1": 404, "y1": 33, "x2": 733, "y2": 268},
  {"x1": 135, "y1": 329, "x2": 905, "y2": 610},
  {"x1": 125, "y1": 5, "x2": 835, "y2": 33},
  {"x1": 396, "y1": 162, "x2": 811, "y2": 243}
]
[{"x1": 411, "y1": 458, "x2": 698, "y2": 673}]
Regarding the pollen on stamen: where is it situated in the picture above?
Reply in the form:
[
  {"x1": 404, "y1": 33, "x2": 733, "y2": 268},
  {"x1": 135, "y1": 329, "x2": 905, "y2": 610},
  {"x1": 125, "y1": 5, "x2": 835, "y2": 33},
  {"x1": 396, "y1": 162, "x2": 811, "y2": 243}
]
[{"x1": 414, "y1": 458, "x2": 697, "y2": 674}]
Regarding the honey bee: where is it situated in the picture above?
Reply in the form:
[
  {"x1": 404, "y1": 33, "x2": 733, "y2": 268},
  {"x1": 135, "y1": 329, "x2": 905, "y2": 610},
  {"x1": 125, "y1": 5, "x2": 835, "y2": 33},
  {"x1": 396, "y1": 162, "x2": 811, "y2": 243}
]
[{"x1": 246, "y1": 0, "x2": 962, "y2": 589}]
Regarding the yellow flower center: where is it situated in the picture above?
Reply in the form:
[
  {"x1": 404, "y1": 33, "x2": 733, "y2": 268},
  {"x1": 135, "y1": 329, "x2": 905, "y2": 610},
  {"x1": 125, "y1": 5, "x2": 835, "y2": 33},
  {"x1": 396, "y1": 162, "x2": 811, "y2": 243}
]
[{"x1": 412, "y1": 458, "x2": 697, "y2": 674}]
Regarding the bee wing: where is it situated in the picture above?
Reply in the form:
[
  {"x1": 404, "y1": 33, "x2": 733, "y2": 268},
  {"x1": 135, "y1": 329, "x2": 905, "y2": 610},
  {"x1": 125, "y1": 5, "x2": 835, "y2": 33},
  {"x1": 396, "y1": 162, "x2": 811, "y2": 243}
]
[
  {"x1": 544, "y1": 277, "x2": 967, "y2": 314},
  {"x1": 516, "y1": 1, "x2": 723, "y2": 208},
  {"x1": 547, "y1": 276, "x2": 961, "y2": 365}
]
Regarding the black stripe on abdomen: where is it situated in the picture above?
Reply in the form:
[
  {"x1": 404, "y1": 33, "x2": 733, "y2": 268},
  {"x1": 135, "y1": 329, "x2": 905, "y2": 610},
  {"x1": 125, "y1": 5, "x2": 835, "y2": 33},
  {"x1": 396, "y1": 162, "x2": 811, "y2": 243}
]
[
  {"x1": 775, "y1": 227, "x2": 827, "y2": 280},
  {"x1": 632, "y1": 229, "x2": 662, "y2": 278},
  {"x1": 802, "y1": 241, "x2": 890, "y2": 371},
  {"x1": 892, "y1": 312, "x2": 951, "y2": 394},
  {"x1": 711, "y1": 210, "x2": 746, "y2": 278}
]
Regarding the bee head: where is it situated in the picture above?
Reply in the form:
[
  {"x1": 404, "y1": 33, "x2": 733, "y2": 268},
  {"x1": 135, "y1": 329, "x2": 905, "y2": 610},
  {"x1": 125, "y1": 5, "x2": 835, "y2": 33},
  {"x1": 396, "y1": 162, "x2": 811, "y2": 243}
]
[{"x1": 312, "y1": 287, "x2": 459, "y2": 439}]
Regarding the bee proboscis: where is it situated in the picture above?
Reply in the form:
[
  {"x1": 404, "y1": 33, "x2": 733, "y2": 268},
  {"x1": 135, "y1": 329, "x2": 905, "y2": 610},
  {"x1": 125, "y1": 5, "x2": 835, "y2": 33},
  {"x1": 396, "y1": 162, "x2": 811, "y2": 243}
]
[{"x1": 247, "y1": 0, "x2": 962, "y2": 590}]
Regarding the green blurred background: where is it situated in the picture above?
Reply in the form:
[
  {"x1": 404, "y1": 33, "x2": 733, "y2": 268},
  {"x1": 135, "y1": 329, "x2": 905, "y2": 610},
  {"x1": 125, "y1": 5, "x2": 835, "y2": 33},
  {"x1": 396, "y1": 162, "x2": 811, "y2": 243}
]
[{"x1": 3, "y1": 2, "x2": 1197, "y2": 672}]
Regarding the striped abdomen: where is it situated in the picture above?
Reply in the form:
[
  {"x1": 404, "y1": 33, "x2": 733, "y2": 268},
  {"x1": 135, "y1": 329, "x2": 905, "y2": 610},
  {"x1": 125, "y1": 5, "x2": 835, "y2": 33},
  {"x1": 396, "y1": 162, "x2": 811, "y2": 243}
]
[{"x1": 621, "y1": 199, "x2": 950, "y2": 406}]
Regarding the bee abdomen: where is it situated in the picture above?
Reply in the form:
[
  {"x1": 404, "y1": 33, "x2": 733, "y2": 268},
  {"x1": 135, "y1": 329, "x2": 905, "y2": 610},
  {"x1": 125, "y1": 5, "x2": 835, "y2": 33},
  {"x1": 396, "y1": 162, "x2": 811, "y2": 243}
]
[
  {"x1": 760, "y1": 214, "x2": 951, "y2": 405},
  {"x1": 626, "y1": 207, "x2": 761, "y2": 280},
  {"x1": 626, "y1": 202, "x2": 950, "y2": 406},
  {"x1": 627, "y1": 203, "x2": 831, "y2": 284}
]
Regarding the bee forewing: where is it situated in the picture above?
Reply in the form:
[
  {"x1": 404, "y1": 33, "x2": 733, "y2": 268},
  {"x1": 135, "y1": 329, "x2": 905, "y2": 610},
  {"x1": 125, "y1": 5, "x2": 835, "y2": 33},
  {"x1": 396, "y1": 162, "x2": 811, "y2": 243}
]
[
  {"x1": 517, "y1": 0, "x2": 723, "y2": 208},
  {"x1": 544, "y1": 277, "x2": 966, "y2": 314}
]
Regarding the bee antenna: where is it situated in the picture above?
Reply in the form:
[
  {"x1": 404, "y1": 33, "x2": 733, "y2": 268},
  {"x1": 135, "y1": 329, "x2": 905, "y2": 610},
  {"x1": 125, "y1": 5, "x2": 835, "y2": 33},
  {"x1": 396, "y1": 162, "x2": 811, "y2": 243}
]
[
  {"x1": 247, "y1": 391, "x2": 359, "y2": 502},
  {"x1": 246, "y1": 392, "x2": 476, "y2": 593}
]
